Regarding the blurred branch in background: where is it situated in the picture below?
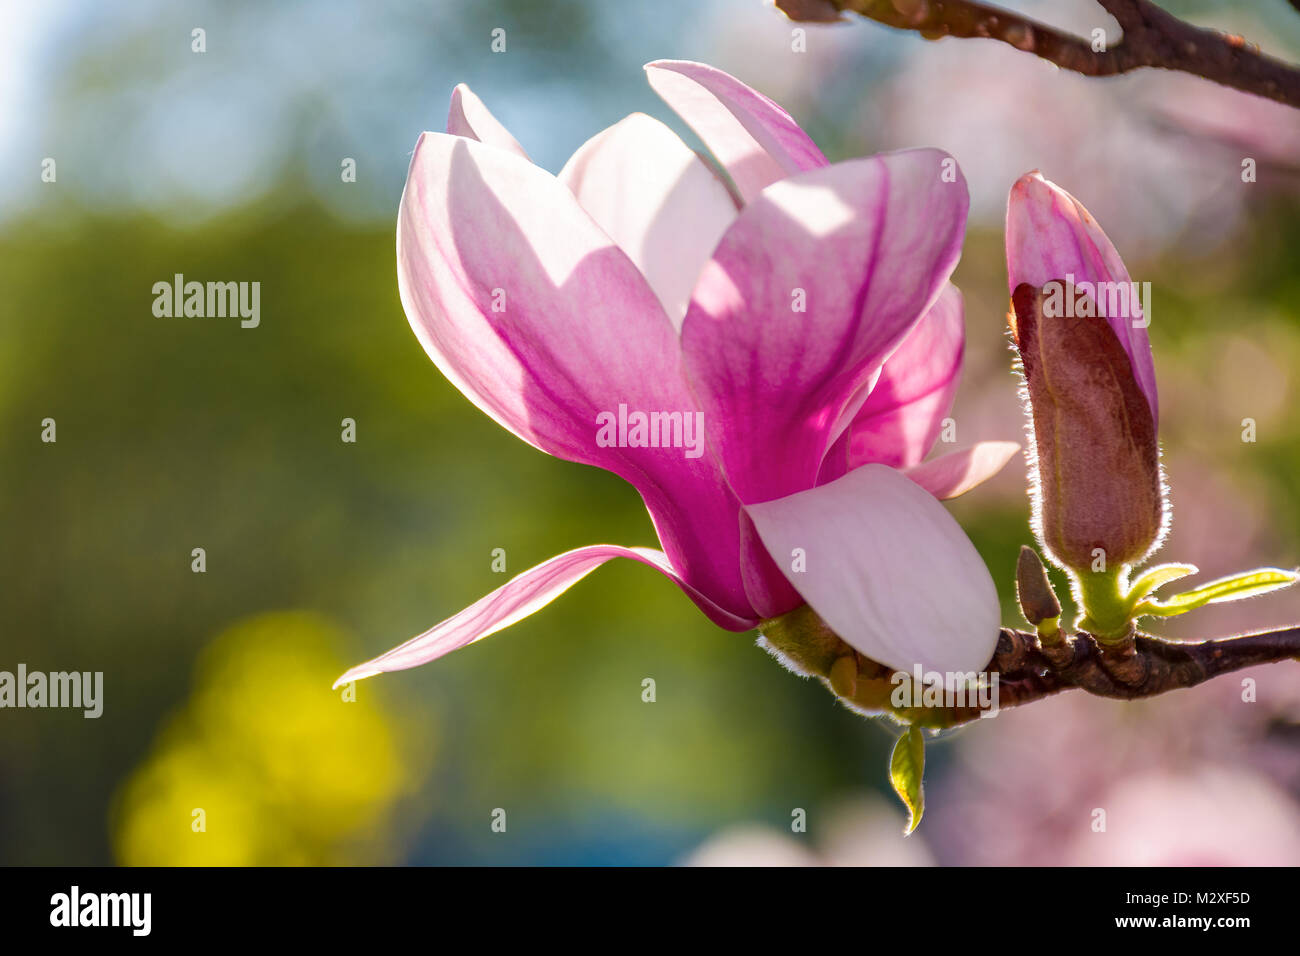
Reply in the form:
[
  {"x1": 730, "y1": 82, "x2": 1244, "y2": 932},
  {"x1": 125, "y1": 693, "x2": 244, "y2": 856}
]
[{"x1": 777, "y1": 0, "x2": 1300, "y2": 109}]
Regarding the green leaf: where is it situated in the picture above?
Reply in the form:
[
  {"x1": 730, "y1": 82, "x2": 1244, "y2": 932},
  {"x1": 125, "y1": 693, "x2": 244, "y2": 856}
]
[
  {"x1": 889, "y1": 724, "x2": 926, "y2": 834},
  {"x1": 1136, "y1": 567, "x2": 1300, "y2": 618},
  {"x1": 1125, "y1": 563, "x2": 1198, "y2": 604}
]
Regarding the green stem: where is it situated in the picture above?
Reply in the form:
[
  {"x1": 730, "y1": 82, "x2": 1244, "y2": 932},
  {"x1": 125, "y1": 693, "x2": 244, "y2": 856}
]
[{"x1": 1074, "y1": 567, "x2": 1133, "y2": 641}]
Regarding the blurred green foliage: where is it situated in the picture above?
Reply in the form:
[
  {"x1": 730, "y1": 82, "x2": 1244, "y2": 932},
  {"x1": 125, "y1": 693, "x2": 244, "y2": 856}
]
[
  {"x1": 0, "y1": 202, "x2": 906, "y2": 865},
  {"x1": 5, "y1": 185, "x2": 1298, "y2": 864},
  {"x1": 3, "y1": 0, "x2": 1300, "y2": 867}
]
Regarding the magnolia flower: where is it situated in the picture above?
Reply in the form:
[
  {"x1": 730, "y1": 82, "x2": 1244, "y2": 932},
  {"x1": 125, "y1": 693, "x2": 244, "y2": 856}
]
[{"x1": 335, "y1": 61, "x2": 1017, "y2": 688}]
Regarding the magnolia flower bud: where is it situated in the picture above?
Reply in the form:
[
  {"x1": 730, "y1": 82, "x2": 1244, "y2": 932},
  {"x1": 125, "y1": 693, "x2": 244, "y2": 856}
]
[
  {"x1": 1010, "y1": 282, "x2": 1164, "y2": 572},
  {"x1": 1015, "y1": 545, "x2": 1061, "y2": 629},
  {"x1": 1005, "y1": 172, "x2": 1167, "y2": 581}
]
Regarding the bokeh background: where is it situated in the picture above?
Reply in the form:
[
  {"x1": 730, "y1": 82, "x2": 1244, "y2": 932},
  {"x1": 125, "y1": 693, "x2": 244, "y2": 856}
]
[{"x1": 3, "y1": 0, "x2": 1300, "y2": 866}]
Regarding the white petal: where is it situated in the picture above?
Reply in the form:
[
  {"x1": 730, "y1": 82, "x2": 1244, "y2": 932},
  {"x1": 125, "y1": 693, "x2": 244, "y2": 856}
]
[
  {"x1": 560, "y1": 113, "x2": 737, "y2": 329},
  {"x1": 904, "y1": 441, "x2": 1020, "y2": 500},
  {"x1": 446, "y1": 83, "x2": 530, "y2": 159},
  {"x1": 746, "y1": 464, "x2": 1000, "y2": 674}
]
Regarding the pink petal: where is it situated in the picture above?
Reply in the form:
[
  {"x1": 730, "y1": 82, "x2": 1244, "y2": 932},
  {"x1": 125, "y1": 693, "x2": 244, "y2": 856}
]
[
  {"x1": 746, "y1": 464, "x2": 1000, "y2": 674},
  {"x1": 559, "y1": 112, "x2": 738, "y2": 329},
  {"x1": 446, "y1": 84, "x2": 529, "y2": 159},
  {"x1": 904, "y1": 441, "x2": 1021, "y2": 500},
  {"x1": 644, "y1": 60, "x2": 828, "y2": 203},
  {"x1": 820, "y1": 283, "x2": 965, "y2": 482},
  {"x1": 1006, "y1": 171, "x2": 1158, "y2": 426},
  {"x1": 333, "y1": 545, "x2": 757, "y2": 686},
  {"x1": 681, "y1": 149, "x2": 969, "y2": 507},
  {"x1": 738, "y1": 510, "x2": 803, "y2": 620},
  {"x1": 399, "y1": 132, "x2": 753, "y2": 618}
]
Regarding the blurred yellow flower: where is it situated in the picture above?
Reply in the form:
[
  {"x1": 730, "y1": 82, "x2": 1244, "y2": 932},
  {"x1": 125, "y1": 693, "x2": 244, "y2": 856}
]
[{"x1": 112, "y1": 611, "x2": 423, "y2": 866}]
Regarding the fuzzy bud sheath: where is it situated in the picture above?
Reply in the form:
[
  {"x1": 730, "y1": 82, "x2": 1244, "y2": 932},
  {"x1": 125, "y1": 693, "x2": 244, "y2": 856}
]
[{"x1": 1010, "y1": 282, "x2": 1165, "y2": 577}]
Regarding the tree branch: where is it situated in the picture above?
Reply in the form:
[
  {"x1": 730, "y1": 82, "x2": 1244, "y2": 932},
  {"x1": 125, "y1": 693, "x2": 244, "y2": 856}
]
[
  {"x1": 776, "y1": 0, "x2": 1300, "y2": 110},
  {"x1": 1032, "y1": 624, "x2": 1300, "y2": 697},
  {"x1": 756, "y1": 605, "x2": 1300, "y2": 729}
]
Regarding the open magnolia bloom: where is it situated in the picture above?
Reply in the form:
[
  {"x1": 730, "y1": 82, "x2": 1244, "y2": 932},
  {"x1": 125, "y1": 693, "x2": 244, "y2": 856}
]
[{"x1": 335, "y1": 61, "x2": 1019, "y2": 689}]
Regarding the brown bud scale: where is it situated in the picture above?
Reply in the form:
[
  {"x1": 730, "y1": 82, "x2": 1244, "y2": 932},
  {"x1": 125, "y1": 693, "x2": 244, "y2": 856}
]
[{"x1": 1010, "y1": 282, "x2": 1164, "y2": 571}]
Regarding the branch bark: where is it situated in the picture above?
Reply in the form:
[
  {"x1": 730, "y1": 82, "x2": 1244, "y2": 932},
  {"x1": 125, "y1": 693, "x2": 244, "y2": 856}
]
[
  {"x1": 756, "y1": 605, "x2": 1300, "y2": 729},
  {"x1": 777, "y1": 0, "x2": 1300, "y2": 110}
]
